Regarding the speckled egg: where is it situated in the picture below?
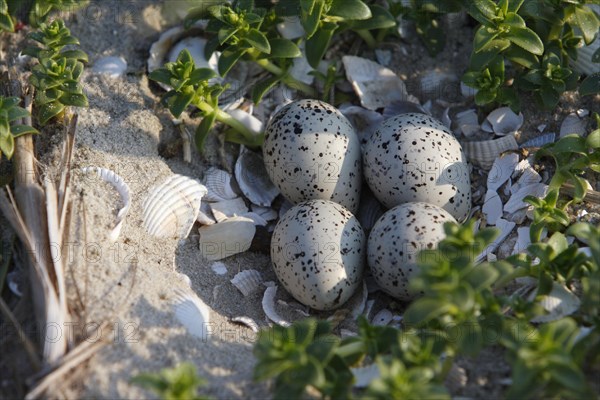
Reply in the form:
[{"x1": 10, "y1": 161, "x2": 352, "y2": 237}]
[
  {"x1": 263, "y1": 99, "x2": 362, "y2": 214},
  {"x1": 363, "y1": 113, "x2": 471, "y2": 221},
  {"x1": 271, "y1": 199, "x2": 365, "y2": 310},
  {"x1": 367, "y1": 202, "x2": 456, "y2": 301}
]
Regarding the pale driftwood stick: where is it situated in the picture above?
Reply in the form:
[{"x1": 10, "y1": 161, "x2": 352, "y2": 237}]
[{"x1": 562, "y1": 183, "x2": 600, "y2": 205}]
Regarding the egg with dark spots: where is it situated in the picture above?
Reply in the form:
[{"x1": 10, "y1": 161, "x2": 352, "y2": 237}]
[
  {"x1": 263, "y1": 99, "x2": 362, "y2": 214},
  {"x1": 270, "y1": 199, "x2": 365, "y2": 310},
  {"x1": 367, "y1": 202, "x2": 456, "y2": 301},
  {"x1": 363, "y1": 113, "x2": 471, "y2": 221}
]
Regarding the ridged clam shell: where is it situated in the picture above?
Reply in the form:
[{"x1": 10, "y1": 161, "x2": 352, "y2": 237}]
[
  {"x1": 235, "y1": 147, "x2": 279, "y2": 207},
  {"x1": 520, "y1": 133, "x2": 556, "y2": 148},
  {"x1": 81, "y1": 167, "x2": 131, "y2": 242},
  {"x1": 231, "y1": 316, "x2": 259, "y2": 333},
  {"x1": 198, "y1": 216, "x2": 256, "y2": 260},
  {"x1": 529, "y1": 282, "x2": 581, "y2": 323},
  {"x1": 560, "y1": 113, "x2": 587, "y2": 138},
  {"x1": 209, "y1": 197, "x2": 248, "y2": 222},
  {"x1": 463, "y1": 135, "x2": 519, "y2": 169},
  {"x1": 203, "y1": 167, "x2": 238, "y2": 202},
  {"x1": 143, "y1": 174, "x2": 207, "y2": 239},
  {"x1": 342, "y1": 55, "x2": 409, "y2": 110},
  {"x1": 262, "y1": 285, "x2": 291, "y2": 327},
  {"x1": 487, "y1": 153, "x2": 520, "y2": 191},
  {"x1": 486, "y1": 107, "x2": 524, "y2": 136},
  {"x1": 230, "y1": 269, "x2": 263, "y2": 296},
  {"x1": 173, "y1": 288, "x2": 210, "y2": 340},
  {"x1": 371, "y1": 309, "x2": 393, "y2": 326}
]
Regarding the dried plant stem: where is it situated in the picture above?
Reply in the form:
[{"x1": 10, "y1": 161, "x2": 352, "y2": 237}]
[
  {"x1": 562, "y1": 183, "x2": 600, "y2": 204},
  {"x1": 0, "y1": 297, "x2": 42, "y2": 370}
]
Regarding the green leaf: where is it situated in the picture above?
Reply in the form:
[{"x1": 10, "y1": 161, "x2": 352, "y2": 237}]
[
  {"x1": 195, "y1": 111, "x2": 217, "y2": 152},
  {"x1": 252, "y1": 75, "x2": 281, "y2": 104},
  {"x1": 60, "y1": 49, "x2": 89, "y2": 62},
  {"x1": 301, "y1": 0, "x2": 323, "y2": 38},
  {"x1": 184, "y1": 6, "x2": 212, "y2": 29},
  {"x1": 38, "y1": 101, "x2": 65, "y2": 125},
  {"x1": 573, "y1": 6, "x2": 600, "y2": 44},
  {"x1": 468, "y1": 0, "x2": 497, "y2": 25},
  {"x1": 0, "y1": 128, "x2": 14, "y2": 159},
  {"x1": 218, "y1": 27, "x2": 239, "y2": 45},
  {"x1": 538, "y1": 85, "x2": 560, "y2": 109},
  {"x1": 507, "y1": 27, "x2": 544, "y2": 55},
  {"x1": 268, "y1": 38, "x2": 301, "y2": 58},
  {"x1": 59, "y1": 93, "x2": 88, "y2": 107},
  {"x1": 580, "y1": 73, "x2": 600, "y2": 96},
  {"x1": 504, "y1": 45, "x2": 539, "y2": 68},
  {"x1": 474, "y1": 88, "x2": 496, "y2": 105},
  {"x1": 149, "y1": 68, "x2": 173, "y2": 86},
  {"x1": 218, "y1": 48, "x2": 247, "y2": 76},
  {"x1": 6, "y1": 106, "x2": 29, "y2": 122},
  {"x1": 168, "y1": 92, "x2": 194, "y2": 118},
  {"x1": 189, "y1": 68, "x2": 218, "y2": 85},
  {"x1": 347, "y1": 5, "x2": 396, "y2": 30},
  {"x1": 404, "y1": 298, "x2": 452, "y2": 326},
  {"x1": 10, "y1": 125, "x2": 39, "y2": 137},
  {"x1": 306, "y1": 23, "x2": 337, "y2": 69},
  {"x1": 586, "y1": 129, "x2": 600, "y2": 149},
  {"x1": 329, "y1": 0, "x2": 371, "y2": 20},
  {"x1": 0, "y1": 12, "x2": 13, "y2": 32},
  {"x1": 464, "y1": 264, "x2": 499, "y2": 290}
]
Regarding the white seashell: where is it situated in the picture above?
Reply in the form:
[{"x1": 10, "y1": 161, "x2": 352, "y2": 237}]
[
  {"x1": 576, "y1": 109, "x2": 589, "y2": 118},
  {"x1": 487, "y1": 153, "x2": 520, "y2": 191},
  {"x1": 347, "y1": 281, "x2": 368, "y2": 319},
  {"x1": 445, "y1": 364, "x2": 468, "y2": 392},
  {"x1": 455, "y1": 109, "x2": 479, "y2": 138},
  {"x1": 197, "y1": 201, "x2": 216, "y2": 225},
  {"x1": 357, "y1": 186, "x2": 385, "y2": 232},
  {"x1": 231, "y1": 316, "x2": 259, "y2": 333},
  {"x1": 92, "y1": 56, "x2": 127, "y2": 78},
  {"x1": 209, "y1": 197, "x2": 249, "y2": 222},
  {"x1": 176, "y1": 272, "x2": 192, "y2": 287},
  {"x1": 82, "y1": 167, "x2": 131, "y2": 242},
  {"x1": 482, "y1": 190, "x2": 503, "y2": 226},
  {"x1": 352, "y1": 364, "x2": 380, "y2": 388},
  {"x1": 230, "y1": 269, "x2": 263, "y2": 296},
  {"x1": 7, "y1": 270, "x2": 22, "y2": 297},
  {"x1": 250, "y1": 204, "x2": 278, "y2": 222},
  {"x1": 529, "y1": 282, "x2": 581, "y2": 323},
  {"x1": 511, "y1": 166, "x2": 541, "y2": 194},
  {"x1": 537, "y1": 124, "x2": 546, "y2": 133},
  {"x1": 363, "y1": 299, "x2": 375, "y2": 320},
  {"x1": 375, "y1": 49, "x2": 392, "y2": 66},
  {"x1": 198, "y1": 216, "x2": 256, "y2": 260},
  {"x1": 504, "y1": 183, "x2": 548, "y2": 214},
  {"x1": 276, "y1": 16, "x2": 305, "y2": 39},
  {"x1": 476, "y1": 218, "x2": 515, "y2": 262},
  {"x1": 512, "y1": 158, "x2": 534, "y2": 177},
  {"x1": 235, "y1": 147, "x2": 279, "y2": 207},
  {"x1": 211, "y1": 261, "x2": 228, "y2": 276},
  {"x1": 242, "y1": 212, "x2": 269, "y2": 226},
  {"x1": 486, "y1": 107, "x2": 523, "y2": 136},
  {"x1": 460, "y1": 81, "x2": 478, "y2": 98},
  {"x1": 419, "y1": 70, "x2": 458, "y2": 99},
  {"x1": 441, "y1": 107, "x2": 451, "y2": 129},
  {"x1": 227, "y1": 109, "x2": 264, "y2": 136},
  {"x1": 339, "y1": 104, "x2": 385, "y2": 147},
  {"x1": 203, "y1": 167, "x2": 239, "y2": 201},
  {"x1": 520, "y1": 132, "x2": 556, "y2": 148},
  {"x1": 382, "y1": 100, "x2": 428, "y2": 120},
  {"x1": 481, "y1": 118, "x2": 494, "y2": 133},
  {"x1": 371, "y1": 309, "x2": 393, "y2": 326},
  {"x1": 278, "y1": 300, "x2": 310, "y2": 317},
  {"x1": 262, "y1": 286, "x2": 291, "y2": 327},
  {"x1": 342, "y1": 55, "x2": 409, "y2": 110},
  {"x1": 289, "y1": 44, "x2": 315, "y2": 85},
  {"x1": 341, "y1": 329, "x2": 358, "y2": 338},
  {"x1": 463, "y1": 135, "x2": 519, "y2": 169},
  {"x1": 560, "y1": 113, "x2": 587, "y2": 138},
  {"x1": 143, "y1": 174, "x2": 207, "y2": 239},
  {"x1": 173, "y1": 288, "x2": 211, "y2": 340},
  {"x1": 512, "y1": 226, "x2": 532, "y2": 255}
]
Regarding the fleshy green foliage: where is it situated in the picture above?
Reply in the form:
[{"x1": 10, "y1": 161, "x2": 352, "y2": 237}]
[
  {"x1": 131, "y1": 362, "x2": 210, "y2": 400},
  {"x1": 23, "y1": 19, "x2": 88, "y2": 125},
  {"x1": 0, "y1": 0, "x2": 14, "y2": 32},
  {"x1": 461, "y1": 0, "x2": 599, "y2": 110},
  {"x1": 0, "y1": 96, "x2": 38, "y2": 160},
  {"x1": 524, "y1": 190, "x2": 570, "y2": 242},
  {"x1": 28, "y1": 0, "x2": 88, "y2": 27}
]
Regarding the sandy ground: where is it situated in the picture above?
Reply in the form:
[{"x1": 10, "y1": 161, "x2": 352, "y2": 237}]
[{"x1": 1, "y1": 1, "x2": 598, "y2": 399}]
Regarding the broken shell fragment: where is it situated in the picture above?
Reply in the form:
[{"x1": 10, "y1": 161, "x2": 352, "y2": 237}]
[
  {"x1": 235, "y1": 147, "x2": 280, "y2": 207},
  {"x1": 528, "y1": 282, "x2": 581, "y2": 323},
  {"x1": 262, "y1": 286, "x2": 291, "y2": 327},
  {"x1": 198, "y1": 216, "x2": 255, "y2": 260},
  {"x1": 476, "y1": 218, "x2": 515, "y2": 262},
  {"x1": 520, "y1": 133, "x2": 556, "y2": 148},
  {"x1": 211, "y1": 262, "x2": 228, "y2": 276},
  {"x1": 203, "y1": 167, "x2": 239, "y2": 202},
  {"x1": 230, "y1": 269, "x2": 263, "y2": 296},
  {"x1": 560, "y1": 113, "x2": 587, "y2": 138},
  {"x1": 487, "y1": 153, "x2": 520, "y2": 192},
  {"x1": 173, "y1": 288, "x2": 211, "y2": 340},
  {"x1": 454, "y1": 109, "x2": 480, "y2": 138},
  {"x1": 485, "y1": 107, "x2": 524, "y2": 136},
  {"x1": 81, "y1": 167, "x2": 131, "y2": 242},
  {"x1": 463, "y1": 135, "x2": 519, "y2": 169},
  {"x1": 231, "y1": 316, "x2": 259, "y2": 333},
  {"x1": 209, "y1": 197, "x2": 249, "y2": 222},
  {"x1": 92, "y1": 56, "x2": 127, "y2": 78},
  {"x1": 482, "y1": 190, "x2": 503, "y2": 226},
  {"x1": 504, "y1": 183, "x2": 548, "y2": 214},
  {"x1": 143, "y1": 174, "x2": 207, "y2": 239},
  {"x1": 342, "y1": 55, "x2": 408, "y2": 110},
  {"x1": 352, "y1": 364, "x2": 380, "y2": 388}
]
